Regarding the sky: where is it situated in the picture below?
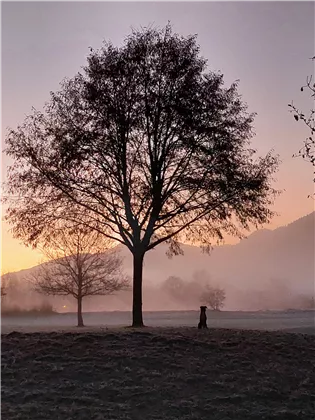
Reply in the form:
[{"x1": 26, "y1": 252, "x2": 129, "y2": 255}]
[{"x1": 1, "y1": 1, "x2": 314, "y2": 273}]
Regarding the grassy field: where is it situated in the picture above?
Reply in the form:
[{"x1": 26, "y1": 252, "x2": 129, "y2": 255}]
[
  {"x1": 2, "y1": 309, "x2": 314, "y2": 334},
  {"x1": 2, "y1": 327, "x2": 315, "y2": 420}
]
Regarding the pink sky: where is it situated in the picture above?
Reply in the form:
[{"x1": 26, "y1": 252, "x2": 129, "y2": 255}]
[{"x1": 1, "y1": 2, "x2": 314, "y2": 272}]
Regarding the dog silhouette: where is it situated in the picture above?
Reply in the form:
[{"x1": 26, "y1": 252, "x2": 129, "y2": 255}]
[{"x1": 198, "y1": 305, "x2": 208, "y2": 329}]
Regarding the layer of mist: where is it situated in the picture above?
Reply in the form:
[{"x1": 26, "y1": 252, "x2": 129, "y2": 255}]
[{"x1": 2, "y1": 213, "x2": 314, "y2": 314}]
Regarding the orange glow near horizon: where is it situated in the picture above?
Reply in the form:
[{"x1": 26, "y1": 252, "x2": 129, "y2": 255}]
[{"x1": 2, "y1": 203, "x2": 314, "y2": 274}]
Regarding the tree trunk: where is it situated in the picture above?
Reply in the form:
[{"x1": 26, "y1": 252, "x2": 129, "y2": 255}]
[
  {"x1": 132, "y1": 252, "x2": 144, "y2": 327},
  {"x1": 77, "y1": 297, "x2": 84, "y2": 327}
]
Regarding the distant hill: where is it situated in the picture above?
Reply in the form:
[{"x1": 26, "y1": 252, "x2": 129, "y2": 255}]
[
  {"x1": 116, "y1": 212, "x2": 314, "y2": 290},
  {"x1": 3, "y1": 212, "x2": 314, "y2": 311}
]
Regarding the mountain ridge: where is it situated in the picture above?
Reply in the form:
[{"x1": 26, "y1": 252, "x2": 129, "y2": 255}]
[
  {"x1": 3, "y1": 212, "x2": 314, "y2": 312},
  {"x1": 7, "y1": 211, "x2": 314, "y2": 280}
]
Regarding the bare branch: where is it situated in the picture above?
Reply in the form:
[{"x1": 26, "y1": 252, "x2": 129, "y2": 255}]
[
  {"x1": 33, "y1": 227, "x2": 130, "y2": 304},
  {"x1": 290, "y1": 57, "x2": 315, "y2": 185}
]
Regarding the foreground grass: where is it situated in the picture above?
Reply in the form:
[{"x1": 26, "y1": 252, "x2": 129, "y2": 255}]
[{"x1": 1, "y1": 328, "x2": 315, "y2": 420}]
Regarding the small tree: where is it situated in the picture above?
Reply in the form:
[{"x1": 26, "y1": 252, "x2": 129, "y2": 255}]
[
  {"x1": 201, "y1": 284, "x2": 226, "y2": 311},
  {"x1": 289, "y1": 56, "x2": 315, "y2": 182},
  {"x1": 34, "y1": 227, "x2": 130, "y2": 326}
]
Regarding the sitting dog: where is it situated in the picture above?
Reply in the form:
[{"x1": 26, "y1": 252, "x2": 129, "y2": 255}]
[{"x1": 198, "y1": 305, "x2": 208, "y2": 329}]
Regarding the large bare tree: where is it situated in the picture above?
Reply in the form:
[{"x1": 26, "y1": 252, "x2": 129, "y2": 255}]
[
  {"x1": 34, "y1": 228, "x2": 129, "y2": 327},
  {"x1": 4, "y1": 24, "x2": 278, "y2": 327}
]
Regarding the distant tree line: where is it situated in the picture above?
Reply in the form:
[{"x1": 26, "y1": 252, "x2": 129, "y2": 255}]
[{"x1": 161, "y1": 270, "x2": 226, "y2": 311}]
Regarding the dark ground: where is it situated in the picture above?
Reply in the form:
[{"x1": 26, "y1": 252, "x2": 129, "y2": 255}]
[{"x1": 1, "y1": 328, "x2": 315, "y2": 420}]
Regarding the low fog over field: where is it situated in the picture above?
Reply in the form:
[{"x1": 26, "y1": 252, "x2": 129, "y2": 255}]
[
  {"x1": 2, "y1": 213, "x2": 314, "y2": 318},
  {"x1": 2, "y1": 310, "x2": 315, "y2": 335}
]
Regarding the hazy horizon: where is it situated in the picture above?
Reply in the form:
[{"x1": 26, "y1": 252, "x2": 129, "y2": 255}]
[
  {"x1": 2, "y1": 210, "x2": 314, "y2": 275},
  {"x1": 2, "y1": 211, "x2": 313, "y2": 315}
]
